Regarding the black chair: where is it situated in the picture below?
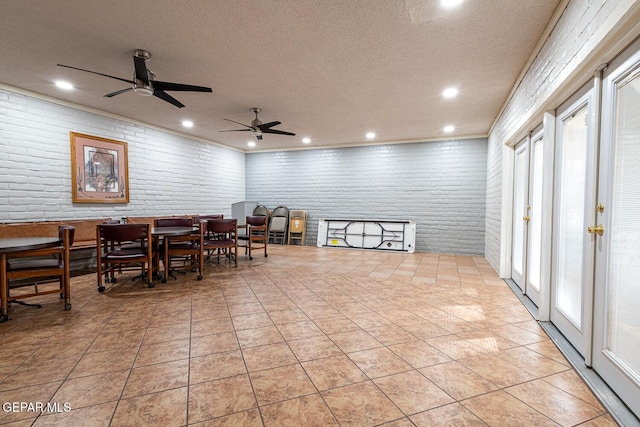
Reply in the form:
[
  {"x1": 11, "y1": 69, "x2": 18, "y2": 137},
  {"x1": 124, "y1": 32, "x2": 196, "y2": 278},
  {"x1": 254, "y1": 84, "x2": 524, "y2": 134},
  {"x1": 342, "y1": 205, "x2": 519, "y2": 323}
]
[
  {"x1": 203, "y1": 219, "x2": 238, "y2": 267},
  {"x1": 238, "y1": 215, "x2": 268, "y2": 260},
  {"x1": 5, "y1": 225, "x2": 75, "y2": 311},
  {"x1": 96, "y1": 223, "x2": 154, "y2": 292}
]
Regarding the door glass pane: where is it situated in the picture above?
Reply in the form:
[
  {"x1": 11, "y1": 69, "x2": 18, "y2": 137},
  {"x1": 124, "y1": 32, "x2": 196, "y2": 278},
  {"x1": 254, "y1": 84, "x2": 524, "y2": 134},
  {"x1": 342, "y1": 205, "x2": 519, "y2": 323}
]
[
  {"x1": 513, "y1": 148, "x2": 527, "y2": 279},
  {"x1": 556, "y1": 106, "x2": 588, "y2": 326},
  {"x1": 607, "y1": 72, "x2": 640, "y2": 376},
  {"x1": 528, "y1": 138, "x2": 543, "y2": 291}
]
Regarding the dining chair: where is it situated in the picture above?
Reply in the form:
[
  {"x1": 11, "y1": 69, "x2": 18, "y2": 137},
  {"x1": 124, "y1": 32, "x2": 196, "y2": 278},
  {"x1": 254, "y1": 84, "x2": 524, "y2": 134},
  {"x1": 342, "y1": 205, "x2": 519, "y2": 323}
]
[
  {"x1": 238, "y1": 215, "x2": 268, "y2": 260},
  {"x1": 96, "y1": 223, "x2": 154, "y2": 292},
  {"x1": 5, "y1": 225, "x2": 75, "y2": 311},
  {"x1": 154, "y1": 217, "x2": 193, "y2": 280},
  {"x1": 203, "y1": 219, "x2": 238, "y2": 267},
  {"x1": 154, "y1": 217, "x2": 192, "y2": 228},
  {"x1": 193, "y1": 214, "x2": 223, "y2": 224},
  {"x1": 162, "y1": 220, "x2": 205, "y2": 282}
]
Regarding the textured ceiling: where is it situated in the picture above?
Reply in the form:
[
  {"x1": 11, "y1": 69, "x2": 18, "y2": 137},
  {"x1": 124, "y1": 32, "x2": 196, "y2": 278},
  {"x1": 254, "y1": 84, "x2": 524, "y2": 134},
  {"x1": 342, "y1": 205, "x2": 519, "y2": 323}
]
[{"x1": 0, "y1": 0, "x2": 561, "y2": 151}]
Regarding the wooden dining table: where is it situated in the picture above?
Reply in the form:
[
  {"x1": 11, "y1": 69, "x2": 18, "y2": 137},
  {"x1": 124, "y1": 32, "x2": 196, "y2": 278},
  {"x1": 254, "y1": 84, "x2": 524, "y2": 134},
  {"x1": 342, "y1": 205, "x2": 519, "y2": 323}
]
[{"x1": 0, "y1": 236, "x2": 62, "y2": 322}]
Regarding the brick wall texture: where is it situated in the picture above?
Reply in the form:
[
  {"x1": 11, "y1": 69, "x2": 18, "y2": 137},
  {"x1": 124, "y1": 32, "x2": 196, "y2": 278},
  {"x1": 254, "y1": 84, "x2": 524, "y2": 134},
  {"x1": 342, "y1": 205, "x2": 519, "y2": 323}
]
[
  {"x1": 0, "y1": 90, "x2": 245, "y2": 222},
  {"x1": 484, "y1": 0, "x2": 634, "y2": 271},
  {"x1": 246, "y1": 139, "x2": 487, "y2": 254}
]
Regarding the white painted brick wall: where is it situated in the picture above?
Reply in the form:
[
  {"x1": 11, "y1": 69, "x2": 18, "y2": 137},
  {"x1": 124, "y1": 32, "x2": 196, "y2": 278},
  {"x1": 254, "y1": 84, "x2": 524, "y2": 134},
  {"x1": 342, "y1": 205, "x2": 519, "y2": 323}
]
[
  {"x1": 0, "y1": 89, "x2": 245, "y2": 222},
  {"x1": 484, "y1": 0, "x2": 634, "y2": 271},
  {"x1": 246, "y1": 139, "x2": 487, "y2": 254}
]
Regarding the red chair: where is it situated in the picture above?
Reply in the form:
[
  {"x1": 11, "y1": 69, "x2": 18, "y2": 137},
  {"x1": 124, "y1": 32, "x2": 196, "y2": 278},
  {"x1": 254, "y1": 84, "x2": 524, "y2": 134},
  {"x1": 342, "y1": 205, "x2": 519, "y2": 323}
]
[
  {"x1": 154, "y1": 217, "x2": 192, "y2": 228},
  {"x1": 158, "y1": 219, "x2": 205, "y2": 282},
  {"x1": 5, "y1": 225, "x2": 74, "y2": 311},
  {"x1": 203, "y1": 219, "x2": 238, "y2": 267},
  {"x1": 96, "y1": 223, "x2": 154, "y2": 292},
  {"x1": 238, "y1": 215, "x2": 268, "y2": 260}
]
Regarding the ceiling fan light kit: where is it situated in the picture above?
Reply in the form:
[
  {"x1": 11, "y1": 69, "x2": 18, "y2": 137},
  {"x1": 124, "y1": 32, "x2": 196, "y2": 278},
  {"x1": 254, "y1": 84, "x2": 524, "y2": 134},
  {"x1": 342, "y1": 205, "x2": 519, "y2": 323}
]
[{"x1": 133, "y1": 84, "x2": 153, "y2": 96}]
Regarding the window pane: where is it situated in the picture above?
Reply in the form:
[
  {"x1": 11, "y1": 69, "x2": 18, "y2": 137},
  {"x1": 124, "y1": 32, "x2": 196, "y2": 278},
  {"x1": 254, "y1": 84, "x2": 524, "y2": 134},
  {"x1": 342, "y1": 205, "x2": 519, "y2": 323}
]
[
  {"x1": 528, "y1": 138, "x2": 543, "y2": 291},
  {"x1": 556, "y1": 106, "x2": 588, "y2": 326},
  {"x1": 607, "y1": 72, "x2": 640, "y2": 377},
  {"x1": 513, "y1": 148, "x2": 527, "y2": 278}
]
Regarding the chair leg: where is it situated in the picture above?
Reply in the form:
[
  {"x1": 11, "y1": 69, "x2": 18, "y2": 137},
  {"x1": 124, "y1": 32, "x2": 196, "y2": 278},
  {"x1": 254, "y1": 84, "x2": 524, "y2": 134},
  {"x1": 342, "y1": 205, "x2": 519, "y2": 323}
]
[
  {"x1": 97, "y1": 258, "x2": 106, "y2": 293},
  {"x1": 197, "y1": 253, "x2": 203, "y2": 280},
  {"x1": 63, "y1": 261, "x2": 71, "y2": 310},
  {"x1": 146, "y1": 262, "x2": 154, "y2": 288}
]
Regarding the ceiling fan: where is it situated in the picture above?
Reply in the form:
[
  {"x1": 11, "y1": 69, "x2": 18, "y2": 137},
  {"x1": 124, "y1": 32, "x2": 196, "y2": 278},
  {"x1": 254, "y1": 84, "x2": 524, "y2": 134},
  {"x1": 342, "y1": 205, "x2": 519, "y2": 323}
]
[
  {"x1": 221, "y1": 108, "x2": 296, "y2": 140},
  {"x1": 57, "y1": 49, "x2": 212, "y2": 108}
]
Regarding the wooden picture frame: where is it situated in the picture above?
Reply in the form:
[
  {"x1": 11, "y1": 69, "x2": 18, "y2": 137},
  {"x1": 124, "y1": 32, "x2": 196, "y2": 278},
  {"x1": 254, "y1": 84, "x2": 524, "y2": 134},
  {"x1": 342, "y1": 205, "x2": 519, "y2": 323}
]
[{"x1": 70, "y1": 132, "x2": 129, "y2": 203}]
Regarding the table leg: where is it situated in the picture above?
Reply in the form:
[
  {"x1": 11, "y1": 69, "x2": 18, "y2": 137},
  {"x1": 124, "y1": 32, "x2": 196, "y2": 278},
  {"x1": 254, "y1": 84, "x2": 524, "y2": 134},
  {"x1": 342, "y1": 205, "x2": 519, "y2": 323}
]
[
  {"x1": 152, "y1": 236, "x2": 161, "y2": 280},
  {"x1": 1, "y1": 254, "x2": 9, "y2": 321},
  {"x1": 164, "y1": 236, "x2": 169, "y2": 282},
  {"x1": 162, "y1": 236, "x2": 177, "y2": 282}
]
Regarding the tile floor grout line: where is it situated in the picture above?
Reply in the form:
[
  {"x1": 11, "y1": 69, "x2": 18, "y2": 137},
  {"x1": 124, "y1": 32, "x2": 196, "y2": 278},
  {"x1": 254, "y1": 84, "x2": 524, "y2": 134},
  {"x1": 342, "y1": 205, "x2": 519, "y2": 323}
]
[
  {"x1": 0, "y1": 246, "x2": 621, "y2": 426},
  {"x1": 234, "y1": 268, "x2": 268, "y2": 427}
]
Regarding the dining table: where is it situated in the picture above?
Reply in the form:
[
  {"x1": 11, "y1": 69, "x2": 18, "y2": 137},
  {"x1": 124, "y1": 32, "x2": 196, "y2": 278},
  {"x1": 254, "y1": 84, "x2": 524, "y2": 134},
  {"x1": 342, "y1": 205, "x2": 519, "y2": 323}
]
[
  {"x1": 0, "y1": 236, "x2": 62, "y2": 322},
  {"x1": 150, "y1": 226, "x2": 199, "y2": 282}
]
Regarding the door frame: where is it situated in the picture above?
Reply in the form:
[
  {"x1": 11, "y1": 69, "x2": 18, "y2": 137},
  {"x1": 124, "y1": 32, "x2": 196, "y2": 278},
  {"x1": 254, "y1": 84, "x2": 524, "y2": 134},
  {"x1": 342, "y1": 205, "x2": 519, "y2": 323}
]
[
  {"x1": 511, "y1": 136, "x2": 530, "y2": 291},
  {"x1": 592, "y1": 37, "x2": 640, "y2": 417},
  {"x1": 524, "y1": 126, "x2": 544, "y2": 307},
  {"x1": 550, "y1": 80, "x2": 598, "y2": 360}
]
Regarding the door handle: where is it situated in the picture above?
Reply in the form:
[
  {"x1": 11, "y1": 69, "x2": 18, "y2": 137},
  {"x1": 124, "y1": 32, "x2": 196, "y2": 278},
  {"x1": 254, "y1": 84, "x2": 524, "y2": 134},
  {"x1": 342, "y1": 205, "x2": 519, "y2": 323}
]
[
  {"x1": 587, "y1": 224, "x2": 604, "y2": 236},
  {"x1": 523, "y1": 216, "x2": 530, "y2": 221}
]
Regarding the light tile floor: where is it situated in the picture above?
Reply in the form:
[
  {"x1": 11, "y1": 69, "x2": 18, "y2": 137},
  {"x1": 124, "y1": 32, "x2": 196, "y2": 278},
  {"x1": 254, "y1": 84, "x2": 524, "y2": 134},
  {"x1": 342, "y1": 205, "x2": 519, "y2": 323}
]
[{"x1": 0, "y1": 246, "x2": 618, "y2": 426}]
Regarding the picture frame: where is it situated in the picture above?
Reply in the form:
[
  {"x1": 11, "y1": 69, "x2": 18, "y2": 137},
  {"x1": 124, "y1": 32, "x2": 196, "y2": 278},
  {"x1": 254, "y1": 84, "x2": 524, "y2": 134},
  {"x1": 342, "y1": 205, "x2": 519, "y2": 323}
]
[{"x1": 70, "y1": 132, "x2": 129, "y2": 203}]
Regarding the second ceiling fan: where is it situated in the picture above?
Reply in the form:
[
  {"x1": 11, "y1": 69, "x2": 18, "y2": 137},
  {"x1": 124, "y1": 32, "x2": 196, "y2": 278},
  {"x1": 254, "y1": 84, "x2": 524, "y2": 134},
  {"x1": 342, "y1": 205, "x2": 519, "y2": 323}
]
[{"x1": 221, "y1": 108, "x2": 296, "y2": 140}]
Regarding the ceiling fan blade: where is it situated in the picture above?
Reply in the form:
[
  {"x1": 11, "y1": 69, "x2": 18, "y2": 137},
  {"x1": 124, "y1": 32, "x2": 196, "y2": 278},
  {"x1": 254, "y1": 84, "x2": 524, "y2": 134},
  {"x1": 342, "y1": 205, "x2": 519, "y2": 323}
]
[
  {"x1": 153, "y1": 90, "x2": 185, "y2": 108},
  {"x1": 223, "y1": 118, "x2": 251, "y2": 128},
  {"x1": 104, "y1": 87, "x2": 133, "y2": 97},
  {"x1": 258, "y1": 121, "x2": 281, "y2": 130},
  {"x1": 219, "y1": 129, "x2": 251, "y2": 132},
  {"x1": 57, "y1": 64, "x2": 134, "y2": 85},
  {"x1": 262, "y1": 128, "x2": 296, "y2": 136},
  {"x1": 153, "y1": 81, "x2": 212, "y2": 93},
  {"x1": 133, "y1": 55, "x2": 149, "y2": 84}
]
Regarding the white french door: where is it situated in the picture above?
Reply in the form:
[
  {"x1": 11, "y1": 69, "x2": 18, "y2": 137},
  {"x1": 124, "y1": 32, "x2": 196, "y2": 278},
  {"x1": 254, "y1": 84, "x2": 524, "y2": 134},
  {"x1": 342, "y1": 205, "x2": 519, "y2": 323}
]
[
  {"x1": 525, "y1": 131, "x2": 543, "y2": 306},
  {"x1": 592, "y1": 41, "x2": 640, "y2": 418},
  {"x1": 550, "y1": 83, "x2": 597, "y2": 357},
  {"x1": 511, "y1": 139, "x2": 529, "y2": 291},
  {"x1": 511, "y1": 131, "x2": 544, "y2": 307}
]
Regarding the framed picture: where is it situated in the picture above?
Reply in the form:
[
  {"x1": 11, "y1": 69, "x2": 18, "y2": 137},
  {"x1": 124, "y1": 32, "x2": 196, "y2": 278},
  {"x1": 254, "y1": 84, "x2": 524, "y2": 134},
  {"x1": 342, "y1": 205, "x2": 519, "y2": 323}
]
[{"x1": 70, "y1": 132, "x2": 129, "y2": 203}]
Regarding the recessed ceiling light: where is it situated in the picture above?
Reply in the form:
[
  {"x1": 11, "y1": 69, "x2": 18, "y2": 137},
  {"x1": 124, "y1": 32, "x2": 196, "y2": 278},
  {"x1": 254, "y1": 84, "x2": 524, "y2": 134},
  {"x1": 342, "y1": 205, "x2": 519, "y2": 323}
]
[
  {"x1": 302, "y1": 137, "x2": 311, "y2": 144},
  {"x1": 182, "y1": 120, "x2": 194, "y2": 128},
  {"x1": 366, "y1": 132, "x2": 376, "y2": 139},
  {"x1": 443, "y1": 87, "x2": 458, "y2": 98},
  {"x1": 55, "y1": 81, "x2": 74, "y2": 90},
  {"x1": 444, "y1": 125, "x2": 455, "y2": 133},
  {"x1": 247, "y1": 141, "x2": 256, "y2": 148},
  {"x1": 441, "y1": 0, "x2": 463, "y2": 8}
]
